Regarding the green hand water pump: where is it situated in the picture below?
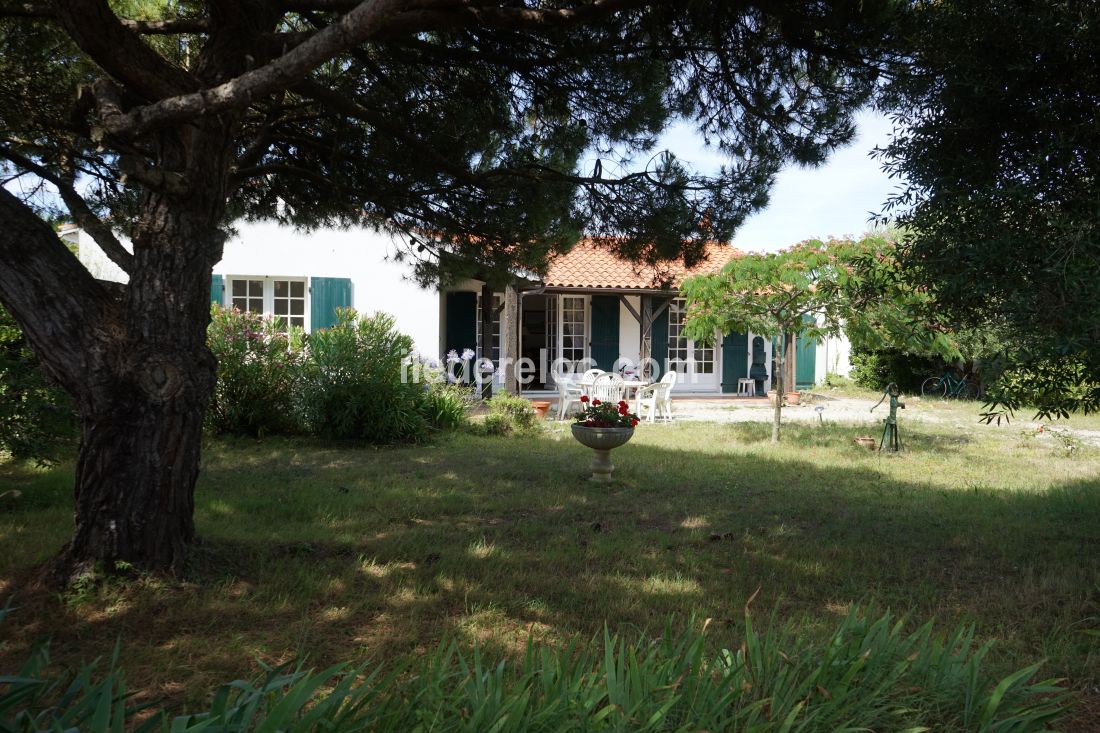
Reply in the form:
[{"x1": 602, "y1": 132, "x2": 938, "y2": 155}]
[{"x1": 871, "y1": 383, "x2": 904, "y2": 452}]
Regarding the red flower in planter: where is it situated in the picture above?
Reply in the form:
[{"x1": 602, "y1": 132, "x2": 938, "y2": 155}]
[{"x1": 573, "y1": 394, "x2": 641, "y2": 428}]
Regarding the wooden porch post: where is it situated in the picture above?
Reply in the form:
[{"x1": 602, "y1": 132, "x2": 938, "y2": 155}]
[
  {"x1": 479, "y1": 282, "x2": 494, "y2": 400},
  {"x1": 502, "y1": 283, "x2": 519, "y2": 394},
  {"x1": 784, "y1": 332, "x2": 797, "y2": 393}
]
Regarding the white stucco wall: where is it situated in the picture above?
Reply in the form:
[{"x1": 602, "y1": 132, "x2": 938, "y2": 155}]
[
  {"x1": 76, "y1": 221, "x2": 442, "y2": 359},
  {"x1": 75, "y1": 228, "x2": 132, "y2": 283},
  {"x1": 817, "y1": 334, "x2": 852, "y2": 382}
]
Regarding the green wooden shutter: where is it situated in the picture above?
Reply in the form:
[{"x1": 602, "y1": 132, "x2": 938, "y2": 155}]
[
  {"x1": 721, "y1": 332, "x2": 748, "y2": 393},
  {"x1": 210, "y1": 274, "x2": 223, "y2": 306},
  {"x1": 444, "y1": 291, "x2": 477, "y2": 355},
  {"x1": 589, "y1": 295, "x2": 620, "y2": 371},
  {"x1": 650, "y1": 299, "x2": 670, "y2": 379},
  {"x1": 310, "y1": 277, "x2": 353, "y2": 331},
  {"x1": 795, "y1": 330, "x2": 817, "y2": 389}
]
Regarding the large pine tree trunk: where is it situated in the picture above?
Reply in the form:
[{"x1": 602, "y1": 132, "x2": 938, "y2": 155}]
[
  {"x1": 62, "y1": 355, "x2": 212, "y2": 577},
  {"x1": 0, "y1": 124, "x2": 232, "y2": 583},
  {"x1": 55, "y1": 175, "x2": 227, "y2": 581}
]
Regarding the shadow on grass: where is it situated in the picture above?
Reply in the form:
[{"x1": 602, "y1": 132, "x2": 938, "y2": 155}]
[
  {"x1": 1, "y1": 425, "x2": 1098, "y2": 711},
  {"x1": 723, "y1": 421, "x2": 974, "y2": 452}
]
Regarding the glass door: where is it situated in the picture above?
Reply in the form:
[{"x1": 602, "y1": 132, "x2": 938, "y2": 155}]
[
  {"x1": 667, "y1": 298, "x2": 719, "y2": 391},
  {"x1": 545, "y1": 294, "x2": 589, "y2": 384}
]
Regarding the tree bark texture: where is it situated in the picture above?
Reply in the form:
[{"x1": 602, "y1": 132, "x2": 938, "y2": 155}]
[
  {"x1": 0, "y1": 121, "x2": 234, "y2": 581},
  {"x1": 772, "y1": 332, "x2": 784, "y2": 443}
]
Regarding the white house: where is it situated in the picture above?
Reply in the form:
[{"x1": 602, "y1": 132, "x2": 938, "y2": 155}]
[{"x1": 70, "y1": 222, "x2": 850, "y2": 396}]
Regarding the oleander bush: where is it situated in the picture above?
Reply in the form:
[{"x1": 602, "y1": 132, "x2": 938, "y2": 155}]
[
  {"x1": 206, "y1": 307, "x2": 467, "y2": 442},
  {"x1": 2, "y1": 608, "x2": 1070, "y2": 732},
  {"x1": 206, "y1": 305, "x2": 305, "y2": 437},
  {"x1": 299, "y1": 309, "x2": 434, "y2": 443}
]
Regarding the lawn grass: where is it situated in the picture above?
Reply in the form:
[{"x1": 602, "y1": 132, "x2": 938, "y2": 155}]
[{"x1": 1, "y1": 416, "x2": 1098, "y2": 718}]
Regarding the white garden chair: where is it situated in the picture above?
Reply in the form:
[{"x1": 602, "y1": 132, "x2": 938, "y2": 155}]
[
  {"x1": 556, "y1": 377, "x2": 584, "y2": 420},
  {"x1": 580, "y1": 368, "x2": 604, "y2": 384},
  {"x1": 637, "y1": 370, "x2": 678, "y2": 423},
  {"x1": 587, "y1": 372, "x2": 626, "y2": 404}
]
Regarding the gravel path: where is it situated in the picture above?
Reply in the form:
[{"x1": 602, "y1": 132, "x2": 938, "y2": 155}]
[{"x1": 665, "y1": 393, "x2": 1100, "y2": 447}]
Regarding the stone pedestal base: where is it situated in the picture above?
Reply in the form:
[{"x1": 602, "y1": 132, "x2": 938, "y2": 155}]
[{"x1": 589, "y1": 448, "x2": 614, "y2": 482}]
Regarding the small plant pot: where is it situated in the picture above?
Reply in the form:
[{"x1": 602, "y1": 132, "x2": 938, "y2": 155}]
[
  {"x1": 855, "y1": 436, "x2": 877, "y2": 451},
  {"x1": 786, "y1": 391, "x2": 801, "y2": 406},
  {"x1": 530, "y1": 400, "x2": 551, "y2": 420},
  {"x1": 570, "y1": 424, "x2": 635, "y2": 482}
]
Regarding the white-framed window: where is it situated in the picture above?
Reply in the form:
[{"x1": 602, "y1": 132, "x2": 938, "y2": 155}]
[
  {"x1": 272, "y1": 279, "x2": 307, "y2": 331},
  {"x1": 231, "y1": 278, "x2": 264, "y2": 313},
  {"x1": 227, "y1": 276, "x2": 308, "y2": 334},
  {"x1": 560, "y1": 295, "x2": 588, "y2": 368},
  {"x1": 668, "y1": 298, "x2": 714, "y2": 374}
]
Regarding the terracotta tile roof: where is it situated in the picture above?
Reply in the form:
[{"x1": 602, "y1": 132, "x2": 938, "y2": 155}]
[{"x1": 543, "y1": 239, "x2": 742, "y2": 291}]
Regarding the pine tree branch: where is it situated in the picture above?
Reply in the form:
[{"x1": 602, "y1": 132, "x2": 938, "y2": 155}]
[
  {"x1": 0, "y1": 186, "x2": 116, "y2": 392},
  {"x1": 0, "y1": 145, "x2": 134, "y2": 275},
  {"x1": 92, "y1": 0, "x2": 645, "y2": 138},
  {"x1": 50, "y1": 0, "x2": 198, "y2": 101}
]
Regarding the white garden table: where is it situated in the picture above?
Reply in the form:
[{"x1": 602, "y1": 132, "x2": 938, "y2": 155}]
[{"x1": 577, "y1": 378, "x2": 650, "y2": 414}]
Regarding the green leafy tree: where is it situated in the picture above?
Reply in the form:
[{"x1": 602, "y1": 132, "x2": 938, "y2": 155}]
[
  {"x1": 876, "y1": 0, "x2": 1100, "y2": 419},
  {"x1": 0, "y1": 0, "x2": 898, "y2": 579},
  {"x1": 682, "y1": 235, "x2": 952, "y2": 442}
]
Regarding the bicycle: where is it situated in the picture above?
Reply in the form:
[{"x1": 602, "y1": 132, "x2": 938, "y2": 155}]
[{"x1": 920, "y1": 371, "x2": 978, "y2": 399}]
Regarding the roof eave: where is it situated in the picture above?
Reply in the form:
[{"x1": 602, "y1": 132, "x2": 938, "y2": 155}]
[{"x1": 543, "y1": 285, "x2": 680, "y2": 296}]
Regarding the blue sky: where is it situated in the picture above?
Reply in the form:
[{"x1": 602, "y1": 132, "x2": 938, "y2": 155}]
[{"x1": 657, "y1": 109, "x2": 901, "y2": 252}]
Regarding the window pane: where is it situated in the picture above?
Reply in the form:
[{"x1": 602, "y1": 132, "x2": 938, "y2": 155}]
[
  {"x1": 290, "y1": 300, "x2": 304, "y2": 316},
  {"x1": 291, "y1": 317, "x2": 304, "y2": 328},
  {"x1": 274, "y1": 300, "x2": 288, "y2": 315},
  {"x1": 290, "y1": 281, "x2": 305, "y2": 298},
  {"x1": 248, "y1": 280, "x2": 263, "y2": 296},
  {"x1": 232, "y1": 297, "x2": 246, "y2": 310},
  {"x1": 274, "y1": 280, "x2": 288, "y2": 297},
  {"x1": 231, "y1": 280, "x2": 245, "y2": 297}
]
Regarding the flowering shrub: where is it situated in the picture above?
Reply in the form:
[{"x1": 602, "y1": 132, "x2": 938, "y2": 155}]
[
  {"x1": 207, "y1": 305, "x2": 304, "y2": 437},
  {"x1": 574, "y1": 396, "x2": 639, "y2": 428},
  {"x1": 300, "y1": 309, "x2": 432, "y2": 443},
  {"x1": 444, "y1": 348, "x2": 493, "y2": 383}
]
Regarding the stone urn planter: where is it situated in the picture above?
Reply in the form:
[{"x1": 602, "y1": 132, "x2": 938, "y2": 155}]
[
  {"x1": 531, "y1": 400, "x2": 551, "y2": 420},
  {"x1": 571, "y1": 424, "x2": 635, "y2": 482}
]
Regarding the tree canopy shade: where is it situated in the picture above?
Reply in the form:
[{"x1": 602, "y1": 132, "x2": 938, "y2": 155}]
[
  {"x1": 876, "y1": 0, "x2": 1100, "y2": 419},
  {"x1": 0, "y1": 0, "x2": 900, "y2": 580}
]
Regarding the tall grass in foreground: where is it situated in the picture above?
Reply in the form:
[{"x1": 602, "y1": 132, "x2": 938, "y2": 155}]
[{"x1": 4, "y1": 607, "x2": 1070, "y2": 732}]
